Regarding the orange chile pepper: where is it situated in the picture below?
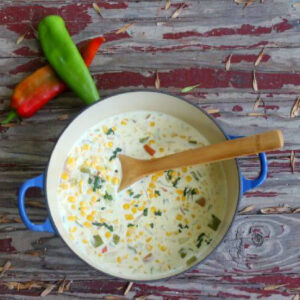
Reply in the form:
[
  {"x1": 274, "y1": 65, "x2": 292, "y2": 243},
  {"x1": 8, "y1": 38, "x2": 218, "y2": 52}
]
[{"x1": 2, "y1": 37, "x2": 104, "y2": 124}]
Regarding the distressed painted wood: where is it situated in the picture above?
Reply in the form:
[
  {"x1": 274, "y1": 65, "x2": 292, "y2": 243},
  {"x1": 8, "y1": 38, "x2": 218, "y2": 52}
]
[{"x1": 1, "y1": 0, "x2": 300, "y2": 298}]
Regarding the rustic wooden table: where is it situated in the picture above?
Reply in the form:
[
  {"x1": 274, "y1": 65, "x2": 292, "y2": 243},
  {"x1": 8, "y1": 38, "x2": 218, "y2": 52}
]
[{"x1": 0, "y1": 0, "x2": 300, "y2": 299}]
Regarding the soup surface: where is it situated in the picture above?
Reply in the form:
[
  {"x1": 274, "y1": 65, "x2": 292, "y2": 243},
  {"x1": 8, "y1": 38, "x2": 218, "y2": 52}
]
[{"x1": 57, "y1": 111, "x2": 227, "y2": 278}]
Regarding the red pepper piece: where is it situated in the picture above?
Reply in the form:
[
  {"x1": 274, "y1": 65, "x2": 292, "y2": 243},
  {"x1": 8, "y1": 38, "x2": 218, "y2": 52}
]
[
  {"x1": 2, "y1": 37, "x2": 105, "y2": 124},
  {"x1": 102, "y1": 246, "x2": 108, "y2": 253},
  {"x1": 144, "y1": 144, "x2": 156, "y2": 156}
]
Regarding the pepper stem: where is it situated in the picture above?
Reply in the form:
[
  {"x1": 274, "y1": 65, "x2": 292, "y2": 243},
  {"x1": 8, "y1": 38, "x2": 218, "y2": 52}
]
[{"x1": 1, "y1": 110, "x2": 18, "y2": 125}]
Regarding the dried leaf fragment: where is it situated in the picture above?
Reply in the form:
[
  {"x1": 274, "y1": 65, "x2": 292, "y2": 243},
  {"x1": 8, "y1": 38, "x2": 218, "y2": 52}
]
[
  {"x1": 0, "y1": 261, "x2": 11, "y2": 277},
  {"x1": 58, "y1": 279, "x2": 67, "y2": 294},
  {"x1": 244, "y1": 0, "x2": 255, "y2": 8},
  {"x1": 255, "y1": 47, "x2": 265, "y2": 67},
  {"x1": 291, "y1": 150, "x2": 296, "y2": 173},
  {"x1": 104, "y1": 296, "x2": 125, "y2": 300},
  {"x1": 292, "y1": 295, "x2": 300, "y2": 300},
  {"x1": 253, "y1": 95, "x2": 261, "y2": 111},
  {"x1": 293, "y1": 2, "x2": 300, "y2": 8},
  {"x1": 59, "y1": 114, "x2": 69, "y2": 121},
  {"x1": 225, "y1": 53, "x2": 233, "y2": 71},
  {"x1": 26, "y1": 200, "x2": 46, "y2": 208},
  {"x1": 65, "y1": 281, "x2": 71, "y2": 290},
  {"x1": 93, "y1": 3, "x2": 102, "y2": 17},
  {"x1": 116, "y1": 23, "x2": 135, "y2": 34},
  {"x1": 155, "y1": 71, "x2": 160, "y2": 89},
  {"x1": 40, "y1": 284, "x2": 56, "y2": 297},
  {"x1": 143, "y1": 253, "x2": 152, "y2": 262},
  {"x1": 291, "y1": 97, "x2": 300, "y2": 118},
  {"x1": 16, "y1": 32, "x2": 27, "y2": 45},
  {"x1": 293, "y1": 208, "x2": 300, "y2": 214},
  {"x1": 253, "y1": 70, "x2": 258, "y2": 92},
  {"x1": 264, "y1": 284, "x2": 287, "y2": 291},
  {"x1": 239, "y1": 205, "x2": 254, "y2": 214},
  {"x1": 234, "y1": 0, "x2": 249, "y2": 3},
  {"x1": 165, "y1": 0, "x2": 171, "y2": 10},
  {"x1": 135, "y1": 296, "x2": 148, "y2": 300},
  {"x1": 171, "y1": 4, "x2": 185, "y2": 18},
  {"x1": 124, "y1": 282, "x2": 133, "y2": 295},
  {"x1": 247, "y1": 112, "x2": 265, "y2": 116},
  {"x1": 181, "y1": 83, "x2": 200, "y2": 93},
  {"x1": 260, "y1": 206, "x2": 292, "y2": 214},
  {"x1": 206, "y1": 109, "x2": 220, "y2": 114}
]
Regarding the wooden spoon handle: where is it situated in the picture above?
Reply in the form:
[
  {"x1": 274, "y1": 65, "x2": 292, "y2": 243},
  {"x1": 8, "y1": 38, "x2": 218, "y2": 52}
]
[{"x1": 143, "y1": 130, "x2": 283, "y2": 174}]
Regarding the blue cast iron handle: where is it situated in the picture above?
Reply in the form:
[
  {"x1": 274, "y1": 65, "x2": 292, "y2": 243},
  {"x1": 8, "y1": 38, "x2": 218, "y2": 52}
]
[
  {"x1": 228, "y1": 135, "x2": 268, "y2": 194},
  {"x1": 18, "y1": 173, "x2": 55, "y2": 233}
]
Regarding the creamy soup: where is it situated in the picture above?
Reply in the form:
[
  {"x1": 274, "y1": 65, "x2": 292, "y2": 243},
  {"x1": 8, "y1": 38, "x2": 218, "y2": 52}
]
[{"x1": 57, "y1": 111, "x2": 226, "y2": 278}]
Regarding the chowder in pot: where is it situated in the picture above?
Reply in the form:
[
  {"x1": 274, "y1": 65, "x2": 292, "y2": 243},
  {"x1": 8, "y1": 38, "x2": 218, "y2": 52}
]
[
  {"x1": 18, "y1": 91, "x2": 267, "y2": 281},
  {"x1": 57, "y1": 111, "x2": 227, "y2": 278}
]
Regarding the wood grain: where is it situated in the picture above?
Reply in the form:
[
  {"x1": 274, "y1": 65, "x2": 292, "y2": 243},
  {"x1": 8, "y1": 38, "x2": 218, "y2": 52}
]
[{"x1": 1, "y1": 0, "x2": 300, "y2": 298}]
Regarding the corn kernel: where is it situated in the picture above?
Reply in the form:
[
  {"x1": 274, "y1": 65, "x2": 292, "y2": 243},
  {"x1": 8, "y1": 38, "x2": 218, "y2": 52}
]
[
  {"x1": 176, "y1": 189, "x2": 183, "y2": 195},
  {"x1": 192, "y1": 214, "x2": 196, "y2": 218},
  {"x1": 160, "y1": 245, "x2": 167, "y2": 252},
  {"x1": 166, "y1": 231, "x2": 172, "y2": 236},
  {"x1": 176, "y1": 214, "x2": 183, "y2": 221},
  {"x1": 149, "y1": 182, "x2": 155, "y2": 189},
  {"x1": 84, "y1": 222, "x2": 91, "y2": 228},
  {"x1": 82, "y1": 239, "x2": 88, "y2": 244},
  {"x1": 100, "y1": 218, "x2": 106, "y2": 223},
  {"x1": 80, "y1": 200, "x2": 87, "y2": 206},
  {"x1": 71, "y1": 204, "x2": 76, "y2": 210},
  {"x1": 126, "y1": 230, "x2": 131, "y2": 237},
  {"x1": 150, "y1": 121, "x2": 155, "y2": 127},
  {"x1": 67, "y1": 157, "x2": 74, "y2": 165},
  {"x1": 182, "y1": 196, "x2": 186, "y2": 202},
  {"x1": 68, "y1": 196, "x2": 76, "y2": 203},
  {"x1": 116, "y1": 256, "x2": 122, "y2": 263},
  {"x1": 112, "y1": 177, "x2": 120, "y2": 185},
  {"x1": 105, "y1": 231, "x2": 112, "y2": 238},
  {"x1": 184, "y1": 218, "x2": 189, "y2": 224},
  {"x1": 68, "y1": 216, "x2": 76, "y2": 221},
  {"x1": 105, "y1": 175, "x2": 111, "y2": 181},
  {"x1": 91, "y1": 211, "x2": 96, "y2": 216},
  {"x1": 146, "y1": 237, "x2": 152, "y2": 243},
  {"x1": 150, "y1": 206, "x2": 156, "y2": 213},
  {"x1": 134, "y1": 257, "x2": 139, "y2": 261},
  {"x1": 91, "y1": 196, "x2": 97, "y2": 202},
  {"x1": 60, "y1": 183, "x2": 68, "y2": 189},
  {"x1": 121, "y1": 120, "x2": 127, "y2": 125},
  {"x1": 80, "y1": 211, "x2": 86, "y2": 217},
  {"x1": 197, "y1": 225, "x2": 201, "y2": 230},
  {"x1": 131, "y1": 207, "x2": 137, "y2": 214},
  {"x1": 70, "y1": 226, "x2": 77, "y2": 233},
  {"x1": 112, "y1": 126, "x2": 117, "y2": 131},
  {"x1": 107, "y1": 141, "x2": 114, "y2": 148},
  {"x1": 125, "y1": 214, "x2": 134, "y2": 221},
  {"x1": 188, "y1": 232, "x2": 192, "y2": 237},
  {"x1": 149, "y1": 139, "x2": 155, "y2": 145},
  {"x1": 180, "y1": 135, "x2": 186, "y2": 139},
  {"x1": 81, "y1": 144, "x2": 90, "y2": 151},
  {"x1": 87, "y1": 189, "x2": 93, "y2": 195},
  {"x1": 138, "y1": 206, "x2": 144, "y2": 211},
  {"x1": 69, "y1": 234, "x2": 75, "y2": 240},
  {"x1": 61, "y1": 173, "x2": 68, "y2": 180},
  {"x1": 152, "y1": 175, "x2": 158, "y2": 181},
  {"x1": 149, "y1": 193, "x2": 154, "y2": 199},
  {"x1": 123, "y1": 203, "x2": 130, "y2": 210},
  {"x1": 176, "y1": 196, "x2": 180, "y2": 201},
  {"x1": 186, "y1": 175, "x2": 192, "y2": 182},
  {"x1": 159, "y1": 147, "x2": 164, "y2": 153},
  {"x1": 146, "y1": 244, "x2": 153, "y2": 251},
  {"x1": 87, "y1": 214, "x2": 94, "y2": 222},
  {"x1": 102, "y1": 125, "x2": 108, "y2": 133},
  {"x1": 139, "y1": 231, "x2": 144, "y2": 236}
]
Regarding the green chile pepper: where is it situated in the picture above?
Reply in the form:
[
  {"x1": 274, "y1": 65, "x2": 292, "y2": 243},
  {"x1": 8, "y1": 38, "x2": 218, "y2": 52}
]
[{"x1": 38, "y1": 15, "x2": 99, "y2": 105}]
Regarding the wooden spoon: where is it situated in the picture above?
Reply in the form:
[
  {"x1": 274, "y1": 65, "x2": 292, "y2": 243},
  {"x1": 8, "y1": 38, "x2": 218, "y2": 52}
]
[{"x1": 118, "y1": 129, "x2": 284, "y2": 191}]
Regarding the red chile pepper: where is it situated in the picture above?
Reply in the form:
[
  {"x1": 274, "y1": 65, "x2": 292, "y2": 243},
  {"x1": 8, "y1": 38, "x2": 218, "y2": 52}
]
[
  {"x1": 2, "y1": 37, "x2": 104, "y2": 124},
  {"x1": 144, "y1": 144, "x2": 156, "y2": 156}
]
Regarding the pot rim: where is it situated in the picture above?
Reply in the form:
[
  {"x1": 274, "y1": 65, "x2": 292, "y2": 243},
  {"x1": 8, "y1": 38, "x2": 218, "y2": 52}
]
[{"x1": 44, "y1": 89, "x2": 242, "y2": 282}]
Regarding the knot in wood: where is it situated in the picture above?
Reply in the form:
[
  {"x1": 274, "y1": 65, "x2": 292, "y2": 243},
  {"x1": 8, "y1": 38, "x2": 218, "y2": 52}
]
[{"x1": 251, "y1": 232, "x2": 264, "y2": 246}]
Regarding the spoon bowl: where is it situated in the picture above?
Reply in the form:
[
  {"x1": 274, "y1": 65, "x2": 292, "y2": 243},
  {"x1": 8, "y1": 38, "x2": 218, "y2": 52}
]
[{"x1": 118, "y1": 129, "x2": 284, "y2": 191}]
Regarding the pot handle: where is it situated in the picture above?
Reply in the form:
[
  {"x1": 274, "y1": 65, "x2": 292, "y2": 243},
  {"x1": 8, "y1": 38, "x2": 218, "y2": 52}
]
[
  {"x1": 18, "y1": 173, "x2": 55, "y2": 233},
  {"x1": 228, "y1": 135, "x2": 268, "y2": 194}
]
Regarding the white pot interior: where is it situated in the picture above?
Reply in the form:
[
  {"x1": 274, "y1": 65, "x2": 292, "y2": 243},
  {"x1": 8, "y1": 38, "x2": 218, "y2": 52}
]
[{"x1": 46, "y1": 91, "x2": 240, "y2": 280}]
